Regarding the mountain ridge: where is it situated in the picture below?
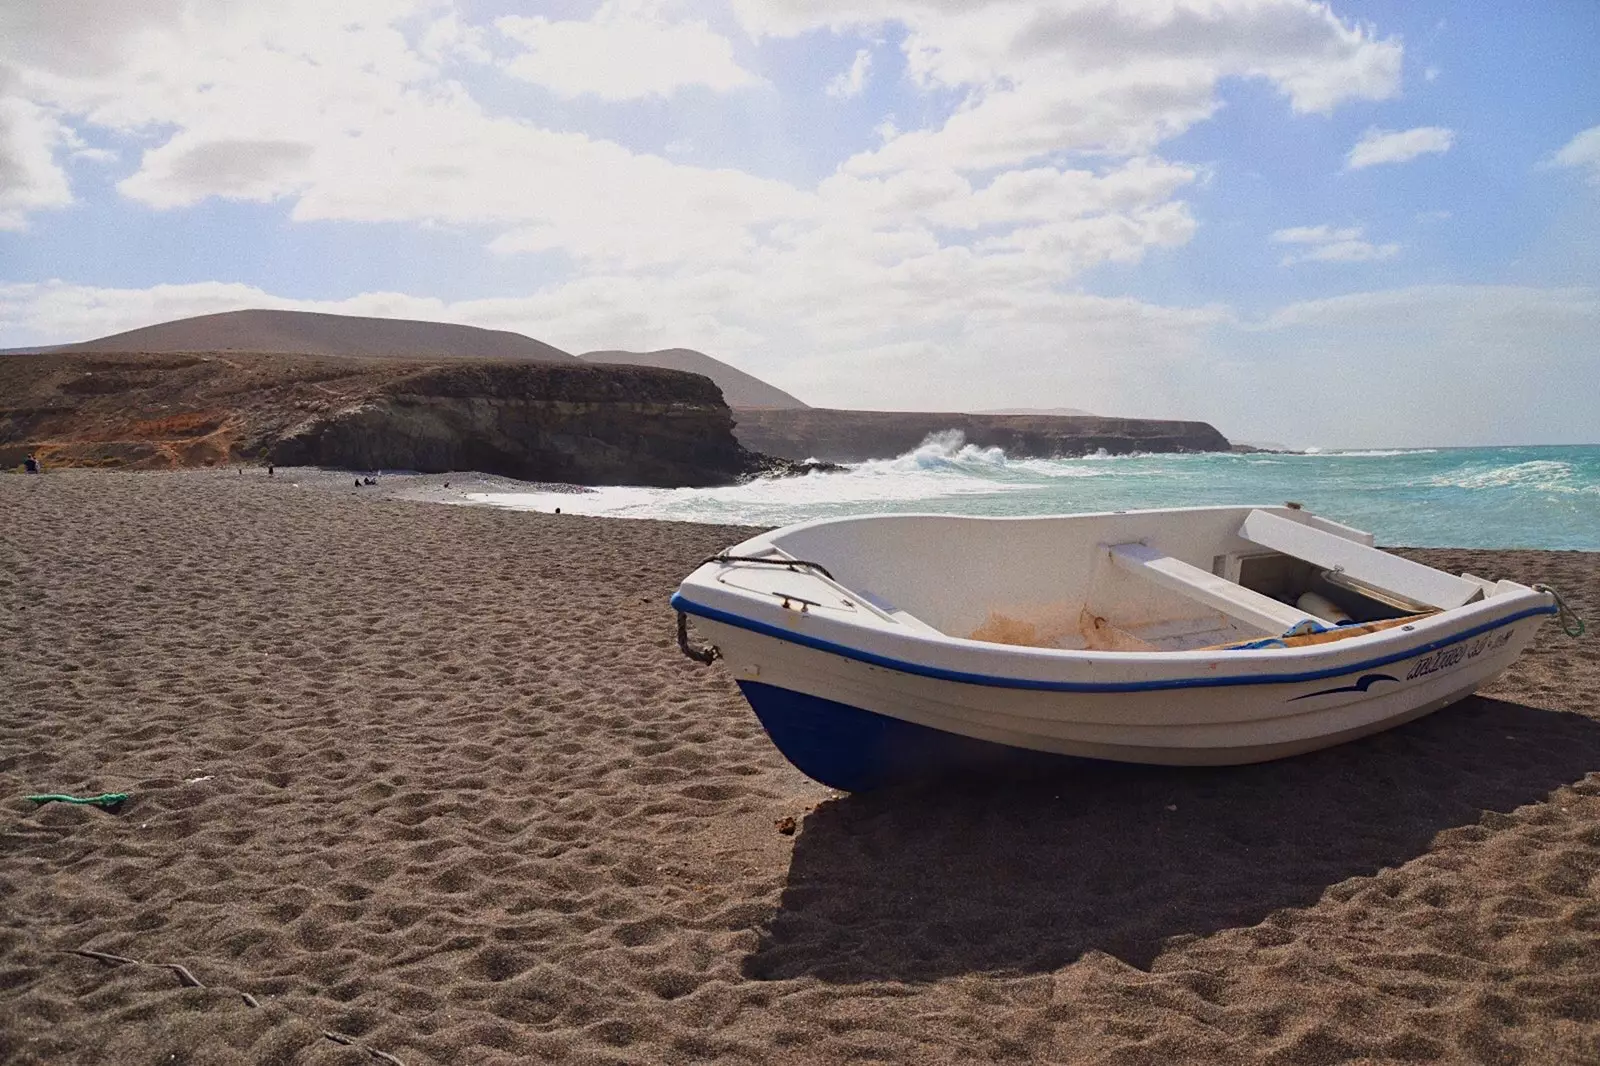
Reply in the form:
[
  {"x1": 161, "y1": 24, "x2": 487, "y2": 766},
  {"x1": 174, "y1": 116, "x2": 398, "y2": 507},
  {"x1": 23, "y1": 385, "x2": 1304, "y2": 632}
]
[
  {"x1": 580, "y1": 347, "x2": 808, "y2": 409},
  {"x1": 46, "y1": 308, "x2": 579, "y2": 363}
]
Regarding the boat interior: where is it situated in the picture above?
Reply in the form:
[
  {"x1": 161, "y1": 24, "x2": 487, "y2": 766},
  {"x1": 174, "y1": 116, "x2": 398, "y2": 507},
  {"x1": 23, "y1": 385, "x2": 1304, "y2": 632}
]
[{"x1": 732, "y1": 506, "x2": 1504, "y2": 653}]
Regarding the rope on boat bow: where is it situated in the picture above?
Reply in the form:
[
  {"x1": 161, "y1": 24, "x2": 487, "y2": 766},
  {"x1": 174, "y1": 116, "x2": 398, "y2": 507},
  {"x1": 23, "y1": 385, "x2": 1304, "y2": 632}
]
[
  {"x1": 700, "y1": 554, "x2": 836, "y2": 581},
  {"x1": 677, "y1": 611, "x2": 720, "y2": 665},
  {"x1": 675, "y1": 556, "x2": 835, "y2": 666},
  {"x1": 1534, "y1": 584, "x2": 1586, "y2": 638}
]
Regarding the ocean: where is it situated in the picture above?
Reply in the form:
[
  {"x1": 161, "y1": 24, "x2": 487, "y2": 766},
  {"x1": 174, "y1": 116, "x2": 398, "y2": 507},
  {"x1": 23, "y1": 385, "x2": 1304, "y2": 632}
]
[{"x1": 468, "y1": 435, "x2": 1600, "y2": 551}]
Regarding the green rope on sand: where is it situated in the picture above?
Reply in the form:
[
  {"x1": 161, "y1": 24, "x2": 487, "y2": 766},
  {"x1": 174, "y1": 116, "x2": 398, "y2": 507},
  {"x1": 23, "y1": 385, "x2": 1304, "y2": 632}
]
[{"x1": 26, "y1": 792, "x2": 129, "y2": 810}]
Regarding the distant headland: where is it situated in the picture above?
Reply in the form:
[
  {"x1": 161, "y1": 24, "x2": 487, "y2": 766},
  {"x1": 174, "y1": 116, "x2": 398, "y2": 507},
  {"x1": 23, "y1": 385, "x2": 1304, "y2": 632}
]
[{"x1": 1, "y1": 309, "x2": 1237, "y2": 483}]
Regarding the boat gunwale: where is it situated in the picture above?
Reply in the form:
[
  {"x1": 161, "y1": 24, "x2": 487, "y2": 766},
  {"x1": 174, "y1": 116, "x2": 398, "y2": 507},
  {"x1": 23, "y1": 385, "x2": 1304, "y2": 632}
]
[{"x1": 670, "y1": 592, "x2": 1556, "y2": 694}]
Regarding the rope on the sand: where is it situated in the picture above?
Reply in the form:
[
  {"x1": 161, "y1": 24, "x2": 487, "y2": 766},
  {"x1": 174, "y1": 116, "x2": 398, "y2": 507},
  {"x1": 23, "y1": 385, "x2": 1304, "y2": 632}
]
[
  {"x1": 62, "y1": 949, "x2": 405, "y2": 1064},
  {"x1": 1534, "y1": 584, "x2": 1587, "y2": 638},
  {"x1": 324, "y1": 1031, "x2": 406, "y2": 1065},
  {"x1": 27, "y1": 792, "x2": 129, "y2": 810}
]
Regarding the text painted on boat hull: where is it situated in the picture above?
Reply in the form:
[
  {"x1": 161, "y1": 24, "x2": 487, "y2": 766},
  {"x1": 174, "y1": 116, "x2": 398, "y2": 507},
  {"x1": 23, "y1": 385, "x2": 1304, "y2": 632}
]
[{"x1": 1404, "y1": 627, "x2": 1513, "y2": 682}]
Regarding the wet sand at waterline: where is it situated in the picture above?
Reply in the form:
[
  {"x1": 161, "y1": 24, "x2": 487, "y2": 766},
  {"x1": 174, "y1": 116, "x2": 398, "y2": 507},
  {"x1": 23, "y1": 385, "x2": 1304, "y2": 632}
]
[{"x1": 3, "y1": 469, "x2": 1599, "y2": 1064}]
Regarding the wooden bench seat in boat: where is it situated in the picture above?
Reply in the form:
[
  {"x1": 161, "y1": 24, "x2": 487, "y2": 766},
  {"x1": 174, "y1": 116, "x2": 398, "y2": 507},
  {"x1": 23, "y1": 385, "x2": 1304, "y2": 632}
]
[
  {"x1": 1108, "y1": 542, "x2": 1316, "y2": 634},
  {"x1": 1237, "y1": 510, "x2": 1484, "y2": 611},
  {"x1": 1202, "y1": 612, "x2": 1437, "y2": 651}
]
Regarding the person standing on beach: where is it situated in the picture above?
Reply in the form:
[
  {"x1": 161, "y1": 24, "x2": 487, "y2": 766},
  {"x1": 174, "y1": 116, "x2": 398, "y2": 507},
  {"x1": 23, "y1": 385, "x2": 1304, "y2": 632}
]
[{"x1": 23, "y1": 455, "x2": 39, "y2": 474}]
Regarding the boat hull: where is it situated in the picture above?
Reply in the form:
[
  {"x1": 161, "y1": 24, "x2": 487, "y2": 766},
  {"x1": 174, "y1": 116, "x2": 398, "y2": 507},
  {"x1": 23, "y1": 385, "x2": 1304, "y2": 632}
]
[
  {"x1": 694, "y1": 609, "x2": 1549, "y2": 790},
  {"x1": 672, "y1": 507, "x2": 1558, "y2": 791},
  {"x1": 737, "y1": 680, "x2": 1093, "y2": 792}
]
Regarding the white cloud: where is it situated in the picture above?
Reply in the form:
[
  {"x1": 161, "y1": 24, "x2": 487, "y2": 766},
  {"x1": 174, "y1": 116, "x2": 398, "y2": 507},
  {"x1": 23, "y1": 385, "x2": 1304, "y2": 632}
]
[
  {"x1": 1272, "y1": 224, "x2": 1363, "y2": 244},
  {"x1": 416, "y1": 12, "x2": 492, "y2": 66},
  {"x1": 0, "y1": 93, "x2": 72, "y2": 229},
  {"x1": 0, "y1": 0, "x2": 1403, "y2": 286},
  {"x1": 0, "y1": 0, "x2": 1230, "y2": 294},
  {"x1": 496, "y1": 4, "x2": 759, "y2": 100},
  {"x1": 1288, "y1": 241, "x2": 1399, "y2": 265},
  {"x1": 827, "y1": 49, "x2": 873, "y2": 99},
  {"x1": 1, "y1": 1, "x2": 805, "y2": 269},
  {"x1": 0, "y1": 280, "x2": 327, "y2": 343},
  {"x1": 1346, "y1": 126, "x2": 1455, "y2": 170},
  {"x1": 1551, "y1": 124, "x2": 1600, "y2": 186},
  {"x1": 0, "y1": 1, "x2": 188, "y2": 80},
  {"x1": 1272, "y1": 223, "x2": 1399, "y2": 265},
  {"x1": 119, "y1": 136, "x2": 315, "y2": 208},
  {"x1": 741, "y1": 0, "x2": 1402, "y2": 175}
]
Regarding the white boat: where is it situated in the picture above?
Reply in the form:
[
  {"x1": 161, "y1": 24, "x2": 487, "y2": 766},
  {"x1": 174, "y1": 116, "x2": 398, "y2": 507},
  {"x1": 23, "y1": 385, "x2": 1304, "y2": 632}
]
[{"x1": 672, "y1": 505, "x2": 1560, "y2": 791}]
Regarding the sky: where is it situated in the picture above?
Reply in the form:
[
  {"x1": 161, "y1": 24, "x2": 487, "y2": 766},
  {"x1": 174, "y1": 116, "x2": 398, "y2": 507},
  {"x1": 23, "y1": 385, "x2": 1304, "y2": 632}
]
[{"x1": 1, "y1": 0, "x2": 1597, "y2": 449}]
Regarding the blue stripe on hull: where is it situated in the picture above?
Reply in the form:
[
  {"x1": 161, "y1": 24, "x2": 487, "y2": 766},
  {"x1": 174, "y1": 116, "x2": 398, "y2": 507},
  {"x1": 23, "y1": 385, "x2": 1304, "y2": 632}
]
[
  {"x1": 677, "y1": 593, "x2": 1555, "y2": 693},
  {"x1": 737, "y1": 680, "x2": 1075, "y2": 792}
]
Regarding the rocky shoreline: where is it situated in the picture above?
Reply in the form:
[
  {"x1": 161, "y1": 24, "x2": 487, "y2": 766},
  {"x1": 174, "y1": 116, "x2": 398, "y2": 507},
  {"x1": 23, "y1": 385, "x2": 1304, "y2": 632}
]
[{"x1": 730, "y1": 407, "x2": 1231, "y2": 463}]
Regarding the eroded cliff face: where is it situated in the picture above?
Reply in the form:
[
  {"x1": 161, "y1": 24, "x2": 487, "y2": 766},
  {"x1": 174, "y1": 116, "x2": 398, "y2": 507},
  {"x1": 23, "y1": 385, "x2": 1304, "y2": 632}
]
[
  {"x1": 270, "y1": 363, "x2": 750, "y2": 487},
  {"x1": 0, "y1": 351, "x2": 764, "y2": 486},
  {"x1": 731, "y1": 407, "x2": 1232, "y2": 461}
]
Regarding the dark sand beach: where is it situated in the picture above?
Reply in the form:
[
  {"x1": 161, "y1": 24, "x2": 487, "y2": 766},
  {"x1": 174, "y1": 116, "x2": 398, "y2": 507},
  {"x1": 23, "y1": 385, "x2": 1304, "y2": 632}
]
[{"x1": 3, "y1": 470, "x2": 1599, "y2": 1064}]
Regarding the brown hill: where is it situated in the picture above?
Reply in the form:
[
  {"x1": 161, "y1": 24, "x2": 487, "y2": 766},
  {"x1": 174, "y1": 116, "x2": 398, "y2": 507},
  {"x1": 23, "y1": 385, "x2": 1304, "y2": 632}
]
[
  {"x1": 0, "y1": 350, "x2": 774, "y2": 486},
  {"x1": 731, "y1": 407, "x2": 1232, "y2": 461},
  {"x1": 581, "y1": 348, "x2": 808, "y2": 408},
  {"x1": 58, "y1": 309, "x2": 578, "y2": 363}
]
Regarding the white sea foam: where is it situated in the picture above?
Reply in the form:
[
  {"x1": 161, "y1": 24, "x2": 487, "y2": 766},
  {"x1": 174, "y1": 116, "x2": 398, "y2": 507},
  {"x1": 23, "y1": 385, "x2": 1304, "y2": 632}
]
[
  {"x1": 851, "y1": 430, "x2": 1009, "y2": 474},
  {"x1": 468, "y1": 432, "x2": 1039, "y2": 523},
  {"x1": 461, "y1": 442, "x2": 1600, "y2": 549},
  {"x1": 1325, "y1": 448, "x2": 1440, "y2": 458},
  {"x1": 1010, "y1": 459, "x2": 1115, "y2": 478},
  {"x1": 1430, "y1": 460, "x2": 1585, "y2": 493}
]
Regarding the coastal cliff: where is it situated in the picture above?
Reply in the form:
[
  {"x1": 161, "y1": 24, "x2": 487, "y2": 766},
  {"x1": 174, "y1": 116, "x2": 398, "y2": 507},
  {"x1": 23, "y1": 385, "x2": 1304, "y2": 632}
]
[
  {"x1": 0, "y1": 351, "x2": 769, "y2": 486},
  {"x1": 731, "y1": 407, "x2": 1232, "y2": 461},
  {"x1": 272, "y1": 363, "x2": 755, "y2": 486}
]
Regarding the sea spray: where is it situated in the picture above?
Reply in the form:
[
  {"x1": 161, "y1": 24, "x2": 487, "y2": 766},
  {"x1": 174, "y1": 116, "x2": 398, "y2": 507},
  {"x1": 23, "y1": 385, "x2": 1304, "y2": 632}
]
[{"x1": 468, "y1": 441, "x2": 1600, "y2": 550}]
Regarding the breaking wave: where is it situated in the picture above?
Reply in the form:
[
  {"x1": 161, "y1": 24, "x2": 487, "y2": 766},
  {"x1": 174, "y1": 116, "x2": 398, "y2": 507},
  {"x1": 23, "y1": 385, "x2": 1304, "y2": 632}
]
[
  {"x1": 1429, "y1": 460, "x2": 1594, "y2": 494},
  {"x1": 851, "y1": 430, "x2": 1012, "y2": 473},
  {"x1": 466, "y1": 440, "x2": 1600, "y2": 549}
]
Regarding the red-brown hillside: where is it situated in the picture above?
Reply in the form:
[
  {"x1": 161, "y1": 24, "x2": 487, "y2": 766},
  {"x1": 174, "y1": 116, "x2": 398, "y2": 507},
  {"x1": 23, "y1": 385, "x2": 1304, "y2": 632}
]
[{"x1": 0, "y1": 350, "x2": 767, "y2": 485}]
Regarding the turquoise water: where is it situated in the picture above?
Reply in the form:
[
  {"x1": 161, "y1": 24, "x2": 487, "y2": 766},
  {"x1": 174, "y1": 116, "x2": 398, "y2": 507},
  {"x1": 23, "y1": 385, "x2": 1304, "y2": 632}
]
[{"x1": 470, "y1": 436, "x2": 1600, "y2": 550}]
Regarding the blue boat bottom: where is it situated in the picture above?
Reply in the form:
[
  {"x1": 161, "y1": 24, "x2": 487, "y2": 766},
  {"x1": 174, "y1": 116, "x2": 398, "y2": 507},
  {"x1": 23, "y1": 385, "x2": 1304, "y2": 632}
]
[{"x1": 737, "y1": 681, "x2": 1072, "y2": 792}]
